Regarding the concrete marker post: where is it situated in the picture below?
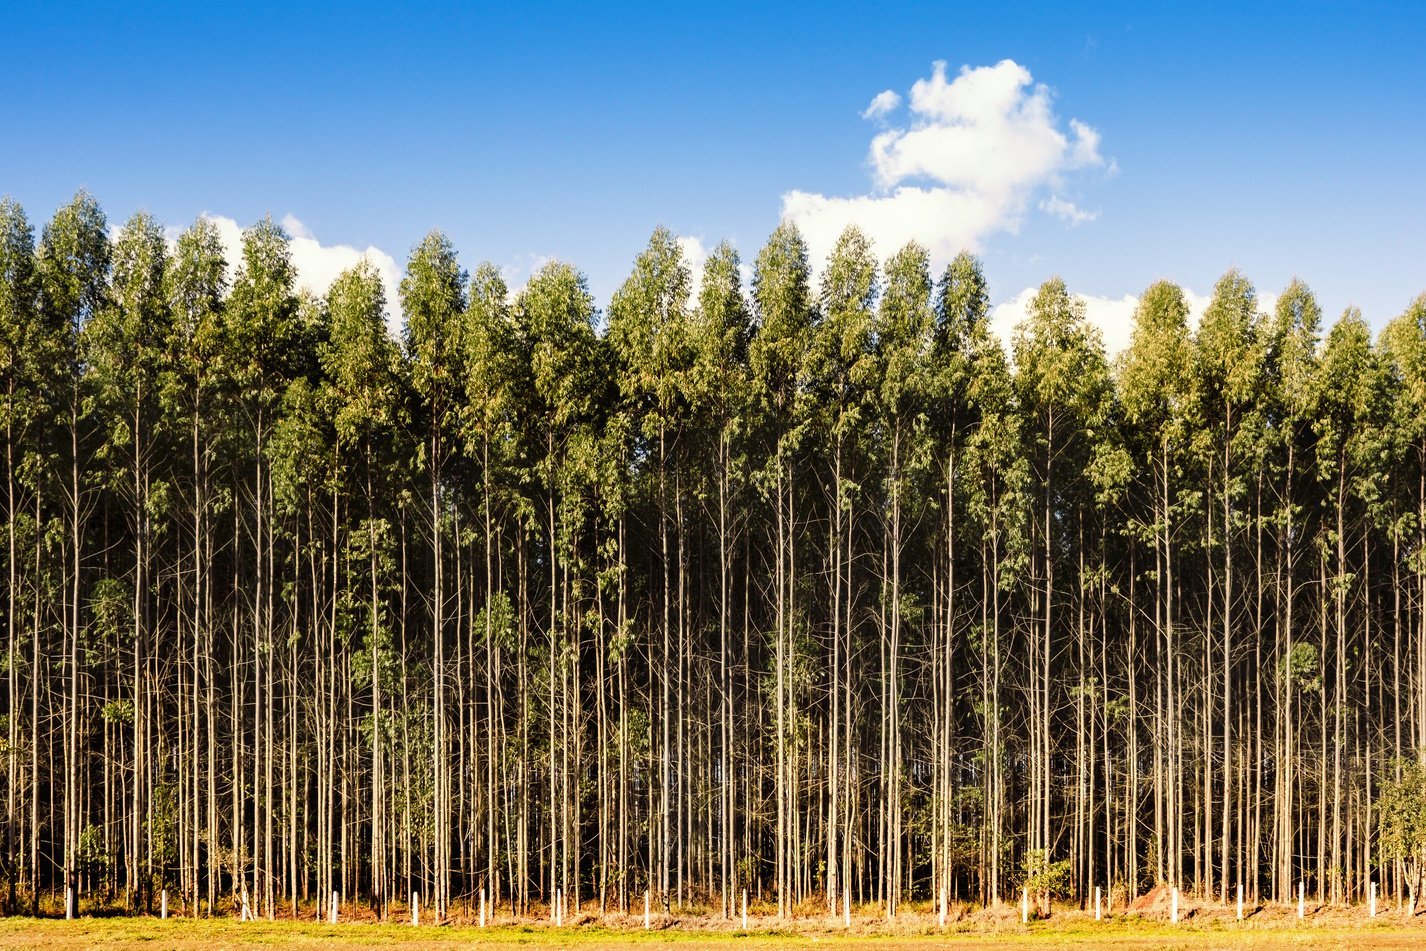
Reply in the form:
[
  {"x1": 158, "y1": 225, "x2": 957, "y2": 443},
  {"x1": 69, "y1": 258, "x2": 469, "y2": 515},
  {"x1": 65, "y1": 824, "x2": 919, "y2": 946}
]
[
  {"x1": 1237, "y1": 882, "x2": 1243, "y2": 920},
  {"x1": 939, "y1": 886, "x2": 947, "y2": 928},
  {"x1": 843, "y1": 888, "x2": 850, "y2": 928},
  {"x1": 480, "y1": 888, "x2": 487, "y2": 927},
  {"x1": 329, "y1": 890, "x2": 338, "y2": 924},
  {"x1": 1095, "y1": 885, "x2": 1101, "y2": 921},
  {"x1": 1370, "y1": 880, "x2": 1377, "y2": 918},
  {"x1": 644, "y1": 889, "x2": 651, "y2": 930},
  {"x1": 412, "y1": 891, "x2": 419, "y2": 927},
  {"x1": 1298, "y1": 881, "x2": 1304, "y2": 919}
]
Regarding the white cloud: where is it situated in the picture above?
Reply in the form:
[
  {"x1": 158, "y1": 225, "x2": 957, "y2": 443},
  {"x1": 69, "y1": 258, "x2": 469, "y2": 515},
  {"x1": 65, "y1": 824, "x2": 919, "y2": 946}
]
[
  {"x1": 1259, "y1": 291, "x2": 1278, "y2": 322},
  {"x1": 201, "y1": 213, "x2": 403, "y2": 338},
  {"x1": 1184, "y1": 289, "x2": 1212, "y2": 328},
  {"x1": 783, "y1": 59, "x2": 1109, "y2": 281},
  {"x1": 988, "y1": 285, "x2": 1281, "y2": 360},
  {"x1": 989, "y1": 287, "x2": 1134, "y2": 358},
  {"x1": 860, "y1": 89, "x2": 901, "y2": 121},
  {"x1": 988, "y1": 287, "x2": 1036, "y2": 354},
  {"x1": 1039, "y1": 195, "x2": 1097, "y2": 225},
  {"x1": 1068, "y1": 119, "x2": 1102, "y2": 168},
  {"x1": 783, "y1": 185, "x2": 1011, "y2": 273},
  {"x1": 677, "y1": 234, "x2": 709, "y2": 304},
  {"x1": 280, "y1": 215, "x2": 402, "y2": 337}
]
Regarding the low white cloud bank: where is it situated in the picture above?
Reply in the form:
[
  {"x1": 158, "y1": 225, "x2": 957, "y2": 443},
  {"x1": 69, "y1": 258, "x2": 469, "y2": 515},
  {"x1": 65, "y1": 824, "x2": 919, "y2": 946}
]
[
  {"x1": 200, "y1": 213, "x2": 403, "y2": 338},
  {"x1": 783, "y1": 59, "x2": 1109, "y2": 278},
  {"x1": 988, "y1": 286, "x2": 1274, "y2": 359}
]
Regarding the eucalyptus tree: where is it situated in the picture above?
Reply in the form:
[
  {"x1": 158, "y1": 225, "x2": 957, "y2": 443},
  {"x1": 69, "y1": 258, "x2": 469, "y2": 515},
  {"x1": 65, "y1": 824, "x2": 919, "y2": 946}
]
[
  {"x1": 1118, "y1": 280, "x2": 1193, "y2": 890},
  {"x1": 0, "y1": 197, "x2": 39, "y2": 913},
  {"x1": 160, "y1": 216, "x2": 228, "y2": 912},
  {"x1": 1011, "y1": 277, "x2": 1110, "y2": 904},
  {"x1": 324, "y1": 261, "x2": 400, "y2": 914},
  {"x1": 224, "y1": 215, "x2": 305, "y2": 917},
  {"x1": 870, "y1": 241, "x2": 935, "y2": 914},
  {"x1": 1310, "y1": 307, "x2": 1385, "y2": 903},
  {"x1": 689, "y1": 241, "x2": 753, "y2": 916},
  {"x1": 748, "y1": 222, "x2": 814, "y2": 915},
  {"x1": 399, "y1": 231, "x2": 467, "y2": 917},
  {"x1": 606, "y1": 227, "x2": 693, "y2": 907},
  {"x1": 927, "y1": 252, "x2": 990, "y2": 902},
  {"x1": 1258, "y1": 278, "x2": 1321, "y2": 901},
  {"x1": 807, "y1": 226, "x2": 877, "y2": 915},
  {"x1": 515, "y1": 260, "x2": 603, "y2": 914},
  {"x1": 461, "y1": 261, "x2": 522, "y2": 909},
  {"x1": 83, "y1": 210, "x2": 172, "y2": 910},
  {"x1": 1192, "y1": 269, "x2": 1265, "y2": 898},
  {"x1": 37, "y1": 191, "x2": 110, "y2": 917}
]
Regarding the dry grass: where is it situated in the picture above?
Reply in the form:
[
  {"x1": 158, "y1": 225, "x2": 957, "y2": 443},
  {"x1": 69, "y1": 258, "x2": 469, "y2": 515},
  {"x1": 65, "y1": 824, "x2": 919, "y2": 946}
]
[{"x1": 0, "y1": 908, "x2": 1422, "y2": 951}]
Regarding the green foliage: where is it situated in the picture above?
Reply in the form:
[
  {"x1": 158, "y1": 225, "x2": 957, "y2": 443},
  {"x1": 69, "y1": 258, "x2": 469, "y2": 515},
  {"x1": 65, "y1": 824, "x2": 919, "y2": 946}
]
[
  {"x1": 1022, "y1": 847, "x2": 1072, "y2": 910},
  {"x1": 101, "y1": 697, "x2": 134, "y2": 725},
  {"x1": 1379, "y1": 759, "x2": 1426, "y2": 908},
  {"x1": 476, "y1": 591, "x2": 517, "y2": 652},
  {"x1": 325, "y1": 260, "x2": 398, "y2": 450},
  {"x1": 40, "y1": 190, "x2": 110, "y2": 341},
  {"x1": 225, "y1": 215, "x2": 306, "y2": 392},
  {"x1": 1282, "y1": 641, "x2": 1321, "y2": 694},
  {"x1": 1378, "y1": 759, "x2": 1426, "y2": 860}
]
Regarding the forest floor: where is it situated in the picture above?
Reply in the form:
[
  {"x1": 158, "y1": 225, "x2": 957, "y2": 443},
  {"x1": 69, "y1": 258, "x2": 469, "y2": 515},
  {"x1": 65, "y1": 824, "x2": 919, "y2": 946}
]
[{"x1": 1, "y1": 905, "x2": 1424, "y2": 951}]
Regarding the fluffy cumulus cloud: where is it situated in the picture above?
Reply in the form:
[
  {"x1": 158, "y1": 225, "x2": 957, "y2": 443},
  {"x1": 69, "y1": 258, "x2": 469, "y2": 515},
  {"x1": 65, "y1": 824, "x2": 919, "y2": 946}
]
[
  {"x1": 200, "y1": 213, "x2": 403, "y2": 337},
  {"x1": 783, "y1": 59, "x2": 1108, "y2": 279}
]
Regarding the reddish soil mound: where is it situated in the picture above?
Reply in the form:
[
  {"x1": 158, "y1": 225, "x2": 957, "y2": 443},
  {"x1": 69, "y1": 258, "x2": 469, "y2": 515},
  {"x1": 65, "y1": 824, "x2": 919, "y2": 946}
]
[{"x1": 1127, "y1": 884, "x2": 1203, "y2": 918}]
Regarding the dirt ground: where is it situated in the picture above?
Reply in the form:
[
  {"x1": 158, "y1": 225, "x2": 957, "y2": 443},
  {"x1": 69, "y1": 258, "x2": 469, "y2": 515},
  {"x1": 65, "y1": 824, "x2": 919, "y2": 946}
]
[{"x1": 0, "y1": 905, "x2": 1423, "y2": 951}]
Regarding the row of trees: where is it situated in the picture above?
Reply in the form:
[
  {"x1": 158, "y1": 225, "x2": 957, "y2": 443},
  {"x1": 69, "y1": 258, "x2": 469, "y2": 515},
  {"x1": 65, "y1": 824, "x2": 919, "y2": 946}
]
[{"x1": 2, "y1": 191, "x2": 1426, "y2": 920}]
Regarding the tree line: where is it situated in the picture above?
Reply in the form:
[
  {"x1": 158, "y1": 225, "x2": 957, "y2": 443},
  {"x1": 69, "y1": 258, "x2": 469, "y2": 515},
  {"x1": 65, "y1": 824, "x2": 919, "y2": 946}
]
[{"x1": 2, "y1": 190, "x2": 1426, "y2": 920}]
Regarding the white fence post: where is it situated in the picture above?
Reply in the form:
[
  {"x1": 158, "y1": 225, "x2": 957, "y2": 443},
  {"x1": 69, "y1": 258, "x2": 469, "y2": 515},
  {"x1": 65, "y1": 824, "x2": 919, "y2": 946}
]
[
  {"x1": 480, "y1": 887, "x2": 487, "y2": 927},
  {"x1": 1298, "y1": 881, "x2": 1304, "y2": 919},
  {"x1": 1236, "y1": 882, "x2": 1243, "y2": 920},
  {"x1": 939, "y1": 886, "x2": 947, "y2": 927},
  {"x1": 161, "y1": 889, "x2": 168, "y2": 920},
  {"x1": 329, "y1": 890, "x2": 338, "y2": 924},
  {"x1": 843, "y1": 888, "x2": 850, "y2": 928},
  {"x1": 1370, "y1": 880, "x2": 1377, "y2": 918},
  {"x1": 1094, "y1": 885, "x2": 1101, "y2": 921},
  {"x1": 644, "y1": 889, "x2": 651, "y2": 930},
  {"x1": 412, "y1": 891, "x2": 419, "y2": 926}
]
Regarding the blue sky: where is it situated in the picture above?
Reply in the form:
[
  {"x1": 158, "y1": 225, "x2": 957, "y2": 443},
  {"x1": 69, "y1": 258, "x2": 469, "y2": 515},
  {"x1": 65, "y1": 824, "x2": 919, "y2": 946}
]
[{"x1": 5, "y1": 1, "x2": 1424, "y2": 348}]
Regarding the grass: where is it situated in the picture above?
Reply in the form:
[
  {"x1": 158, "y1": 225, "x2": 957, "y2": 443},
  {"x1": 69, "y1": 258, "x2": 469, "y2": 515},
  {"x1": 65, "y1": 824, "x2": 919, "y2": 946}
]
[{"x1": 0, "y1": 914, "x2": 1422, "y2": 951}]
